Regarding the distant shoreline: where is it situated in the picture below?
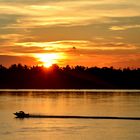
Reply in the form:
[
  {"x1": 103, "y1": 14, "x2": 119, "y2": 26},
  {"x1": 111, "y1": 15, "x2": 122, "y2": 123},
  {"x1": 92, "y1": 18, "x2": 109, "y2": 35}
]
[
  {"x1": 0, "y1": 64, "x2": 140, "y2": 89},
  {"x1": 0, "y1": 89, "x2": 140, "y2": 92}
]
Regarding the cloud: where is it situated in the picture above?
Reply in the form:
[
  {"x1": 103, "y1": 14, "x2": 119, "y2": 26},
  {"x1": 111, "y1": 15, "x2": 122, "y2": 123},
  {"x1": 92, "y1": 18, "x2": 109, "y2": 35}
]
[
  {"x1": 14, "y1": 40, "x2": 138, "y2": 55},
  {"x1": 110, "y1": 25, "x2": 140, "y2": 31},
  {"x1": 0, "y1": 39, "x2": 139, "y2": 68},
  {"x1": 0, "y1": 0, "x2": 140, "y2": 29},
  {"x1": 0, "y1": 45, "x2": 53, "y2": 55},
  {"x1": 1, "y1": 39, "x2": 138, "y2": 57}
]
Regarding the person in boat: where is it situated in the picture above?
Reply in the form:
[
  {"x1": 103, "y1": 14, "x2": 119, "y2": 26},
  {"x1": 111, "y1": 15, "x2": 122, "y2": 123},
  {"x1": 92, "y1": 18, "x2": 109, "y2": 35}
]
[
  {"x1": 15, "y1": 111, "x2": 25, "y2": 115},
  {"x1": 19, "y1": 111, "x2": 25, "y2": 114}
]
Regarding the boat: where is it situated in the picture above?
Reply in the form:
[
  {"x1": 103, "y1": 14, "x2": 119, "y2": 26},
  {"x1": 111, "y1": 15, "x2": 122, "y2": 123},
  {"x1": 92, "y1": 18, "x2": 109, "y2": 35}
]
[{"x1": 14, "y1": 111, "x2": 29, "y2": 118}]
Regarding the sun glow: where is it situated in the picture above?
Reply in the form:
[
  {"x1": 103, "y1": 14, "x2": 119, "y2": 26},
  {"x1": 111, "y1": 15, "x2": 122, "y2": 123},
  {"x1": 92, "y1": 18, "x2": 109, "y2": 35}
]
[{"x1": 35, "y1": 53, "x2": 62, "y2": 67}]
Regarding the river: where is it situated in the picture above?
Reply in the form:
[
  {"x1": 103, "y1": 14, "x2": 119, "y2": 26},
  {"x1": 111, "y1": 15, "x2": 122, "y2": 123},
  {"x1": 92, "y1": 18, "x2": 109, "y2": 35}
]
[{"x1": 0, "y1": 90, "x2": 140, "y2": 140}]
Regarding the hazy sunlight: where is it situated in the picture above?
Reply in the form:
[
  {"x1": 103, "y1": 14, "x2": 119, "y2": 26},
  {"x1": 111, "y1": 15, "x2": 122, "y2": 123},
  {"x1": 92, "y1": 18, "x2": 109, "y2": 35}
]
[{"x1": 35, "y1": 53, "x2": 63, "y2": 67}]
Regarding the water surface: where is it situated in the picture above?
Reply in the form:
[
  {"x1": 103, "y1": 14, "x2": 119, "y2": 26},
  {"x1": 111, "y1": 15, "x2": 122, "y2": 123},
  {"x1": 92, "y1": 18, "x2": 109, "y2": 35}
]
[{"x1": 0, "y1": 90, "x2": 140, "y2": 140}]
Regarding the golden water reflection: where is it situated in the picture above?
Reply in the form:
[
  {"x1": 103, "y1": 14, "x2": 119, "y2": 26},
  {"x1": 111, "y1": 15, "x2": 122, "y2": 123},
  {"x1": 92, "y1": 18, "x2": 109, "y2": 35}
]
[{"x1": 0, "y1": 90, "x2": 140, "y2": 140}]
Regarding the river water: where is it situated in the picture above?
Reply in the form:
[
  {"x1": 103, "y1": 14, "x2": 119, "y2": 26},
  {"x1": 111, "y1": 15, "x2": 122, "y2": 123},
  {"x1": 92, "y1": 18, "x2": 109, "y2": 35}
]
[{"x1": 0, "y1": 90, "x2": 140, "y2": 140}]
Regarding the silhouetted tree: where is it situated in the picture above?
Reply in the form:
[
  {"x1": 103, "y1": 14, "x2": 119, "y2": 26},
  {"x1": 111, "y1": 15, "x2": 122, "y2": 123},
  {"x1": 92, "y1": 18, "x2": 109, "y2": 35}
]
[{"x1": 0, "y1": 64, "x2": 139, "y2": 89}]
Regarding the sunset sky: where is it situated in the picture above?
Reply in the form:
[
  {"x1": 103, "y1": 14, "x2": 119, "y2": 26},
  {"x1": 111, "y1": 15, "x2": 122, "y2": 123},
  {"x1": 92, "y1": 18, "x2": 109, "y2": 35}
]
[{"x1": 0, "y1": 0, "x2": 140, "y2": 68}]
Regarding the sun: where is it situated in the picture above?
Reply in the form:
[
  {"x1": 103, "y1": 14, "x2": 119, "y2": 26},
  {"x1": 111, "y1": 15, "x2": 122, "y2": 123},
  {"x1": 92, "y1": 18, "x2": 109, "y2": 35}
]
[{"x1": 35, "y1": 53, "x2": 61, "y2": 68}]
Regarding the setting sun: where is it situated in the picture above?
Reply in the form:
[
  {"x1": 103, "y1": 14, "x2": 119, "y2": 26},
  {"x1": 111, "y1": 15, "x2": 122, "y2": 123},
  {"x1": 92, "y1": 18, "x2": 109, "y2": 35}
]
[{"x1": 35, "y1": 53, "x2": 63, "y2": 67}]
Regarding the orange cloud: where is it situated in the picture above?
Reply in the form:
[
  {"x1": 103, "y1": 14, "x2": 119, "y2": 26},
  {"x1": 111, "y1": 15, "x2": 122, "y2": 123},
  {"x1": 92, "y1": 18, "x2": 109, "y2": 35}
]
[
  {"x1": 110, "y1": 25, "x2": 140, "y2": 31},
  {"x1": 1, "y1": 0, "x2": 140, "y2": 29}
]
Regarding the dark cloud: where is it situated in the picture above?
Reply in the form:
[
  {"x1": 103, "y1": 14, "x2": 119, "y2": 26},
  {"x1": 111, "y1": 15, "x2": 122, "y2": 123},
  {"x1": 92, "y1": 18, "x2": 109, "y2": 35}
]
[
  {"x1": 11, "y1": 46, "x2": 47, "y2": 53},
  {"x1": 0, "y1": 45, "x2": 56, "y2": 54},
  {"x1": 0, "y1": 14, "x2": 21, "y2": 27},
  {"x1": 0, "y1": 38, "x2": 10, "y2": 45},
  {"x1": 109, "y1": 16, "x2": 140, "y2": 26},
  {"x1": 80, "y1": 3, "x2": 139, "y2": 11},
  {"x1": 26, "y1": 24, "x2": 106, "y2": 42}
]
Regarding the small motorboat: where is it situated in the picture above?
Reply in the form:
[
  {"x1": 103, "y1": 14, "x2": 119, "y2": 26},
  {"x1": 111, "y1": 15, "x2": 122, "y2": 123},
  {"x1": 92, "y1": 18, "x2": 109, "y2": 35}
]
[{"x1": 14, "y1": 111, "x2": 29, "y2": 118}]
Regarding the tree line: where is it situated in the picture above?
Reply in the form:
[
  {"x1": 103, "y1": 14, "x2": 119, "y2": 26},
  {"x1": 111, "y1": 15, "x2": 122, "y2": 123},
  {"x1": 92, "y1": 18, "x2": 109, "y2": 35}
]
[{"x1": 0, "y1": 64, "x2": 140, "y2": 89}]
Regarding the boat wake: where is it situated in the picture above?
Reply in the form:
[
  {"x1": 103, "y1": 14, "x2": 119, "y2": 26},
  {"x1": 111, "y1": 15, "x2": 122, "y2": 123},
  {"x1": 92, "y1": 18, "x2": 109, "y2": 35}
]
[{"x1": 14, "y1": 111, "x2": 140, "y2": 120}]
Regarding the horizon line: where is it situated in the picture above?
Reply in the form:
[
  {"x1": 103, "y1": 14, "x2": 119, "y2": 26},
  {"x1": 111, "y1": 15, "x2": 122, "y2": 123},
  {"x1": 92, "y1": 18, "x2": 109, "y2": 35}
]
[{"x1": 0, "y1": 89, "x2": 140, "y2": 92}]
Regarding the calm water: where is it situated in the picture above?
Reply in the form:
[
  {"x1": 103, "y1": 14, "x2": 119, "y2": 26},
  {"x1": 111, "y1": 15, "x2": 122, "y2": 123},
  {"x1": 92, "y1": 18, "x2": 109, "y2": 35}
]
[{"x1": 0, "y1": 90, "x2": 140, "y2": 140}]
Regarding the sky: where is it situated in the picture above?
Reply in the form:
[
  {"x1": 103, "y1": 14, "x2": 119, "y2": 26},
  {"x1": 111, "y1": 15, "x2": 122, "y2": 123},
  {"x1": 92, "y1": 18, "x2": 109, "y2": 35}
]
[{"x1": 0, "y1": 0, "x2": 140, "y2": 68}]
